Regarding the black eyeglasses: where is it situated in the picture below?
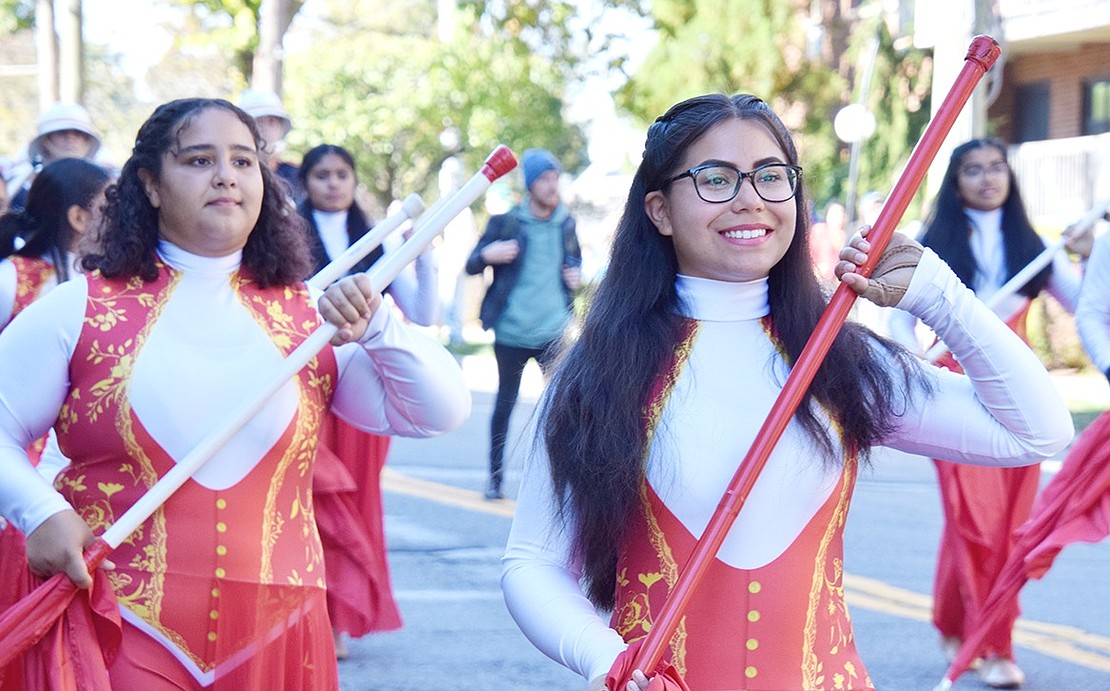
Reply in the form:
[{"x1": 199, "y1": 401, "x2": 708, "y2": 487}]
[
  {"x1": 666, "y1": 162, "x2": 802, "y2": 204},
  {"x1": 957, "y1": 161, "x2": 1009, "y2": 180}
]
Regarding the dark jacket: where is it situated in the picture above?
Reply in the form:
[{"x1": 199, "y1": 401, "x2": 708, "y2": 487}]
[{"x1": 465, "y1": 208, "x2": 581, "y2": 331}]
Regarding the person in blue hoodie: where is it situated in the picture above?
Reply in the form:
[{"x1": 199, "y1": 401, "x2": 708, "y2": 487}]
[{"x1": 466, "y1": 148, "x2": 582, "y2": 499}]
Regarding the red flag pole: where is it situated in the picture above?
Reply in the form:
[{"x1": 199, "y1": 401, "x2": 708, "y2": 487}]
[{"x1": 621, "y1": 36, "x2": 1002, "y2": 685}]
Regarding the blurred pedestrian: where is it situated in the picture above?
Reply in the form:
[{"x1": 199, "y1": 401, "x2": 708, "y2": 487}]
[
  {"x1": 239, "y1": 88, "x2": 303, "y2": 203},
  {"x1": 887, "y1": 138, "x2": 1087, "y2": 688},
  {"x1": 465, "y1": 148, "x2": 581, "y2": 500},
  {"x1": 809, "y1": 198, "x2": 847, "y2": 285},
  {"x1": 1, "y1": 157, "x2": 112, "y2": 331},
  {"x1": 858, "y1": 189, "x2": 885, "y2": 226},
  {"x1": 297, "y1": 142, "x2": 439, "y2": 658},
  {"x1": 6, "y1": 102, "x2": 103, "y2": 215}
]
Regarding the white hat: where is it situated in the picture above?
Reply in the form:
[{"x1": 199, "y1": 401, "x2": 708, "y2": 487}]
[
  {"x1": 28, "y1": 101, "x2": 101, "y2": 161},
  {"x1": 238, "y1": 88, "x2": 292, "y2": 138}
]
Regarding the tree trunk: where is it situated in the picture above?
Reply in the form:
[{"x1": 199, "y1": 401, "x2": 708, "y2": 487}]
[
  {"x1": 253, "y1": 0, "x2": 286, "y2": 95},
  {"x1": 35, "y1": 0, "x2": 58, "y2": 110},
  {"x1": 58, "y1": 0, "x2": 84, "y2": 103}
]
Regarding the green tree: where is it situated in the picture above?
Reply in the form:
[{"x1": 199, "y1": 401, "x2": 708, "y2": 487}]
[
  {"x1": 615, "y1": 0, "x2": 846, "y2": 207},
  {"x1": 614, "y1": 0, "x2": 932, "y2": 220},
  {"x1": 0, "y1": 0, "x2": 34, "y2": 32},
  {"x1": 285, "y1": 1, "x2": 587, "y2": 215},
  {"x1": 161, "y1": 0, "x2": 305, "y2": 87},
  {"x1": 849, "y1": 21, "x2": 933, "y2": 222}
]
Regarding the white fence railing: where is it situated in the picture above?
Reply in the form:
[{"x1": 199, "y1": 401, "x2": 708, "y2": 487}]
[{"x1": 1009, "y1": 133, "x2": 1110, "y2": 230}]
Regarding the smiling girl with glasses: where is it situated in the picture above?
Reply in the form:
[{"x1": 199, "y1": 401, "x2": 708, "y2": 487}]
[{"x1": 500, "y1": 95, "x2": 1073, "y2": 691}]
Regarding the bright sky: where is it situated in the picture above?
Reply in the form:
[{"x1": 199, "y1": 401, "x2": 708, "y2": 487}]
[
  {"x1": 79, "y1": 0, "x2": 654, "y2": 170},
  {"x1": 83, "y1": 0, "x2": 174, "y2": 92}
]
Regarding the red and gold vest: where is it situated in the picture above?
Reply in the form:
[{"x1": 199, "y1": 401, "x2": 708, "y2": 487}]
[
  {"x1": 7, "y1": 255, "x2": 55, "y2": 322},
  {"x1": 611, "y1": 319, "x2": 872, "y2": 690},
  {"x1": 53, "y1": 262, "x2": 337, "y2": 675}
]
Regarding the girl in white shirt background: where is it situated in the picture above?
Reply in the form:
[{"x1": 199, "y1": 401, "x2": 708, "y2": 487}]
[
  {"x1": 886, "y1": 138, "x2": 1088, "y2": 688},
  {"x1": 296, "y1": 143, "x2": 439, "y2": 658}
]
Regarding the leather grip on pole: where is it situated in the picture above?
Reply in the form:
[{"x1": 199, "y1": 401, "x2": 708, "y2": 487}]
[{"x1": 619, "y1": 36, "x2": 1001, "y2": 687}]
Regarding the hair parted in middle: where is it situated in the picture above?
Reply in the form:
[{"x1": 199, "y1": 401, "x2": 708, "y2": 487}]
[
  {"x1": 82, "y1": 97, "x2": 310, "y2": 286},
  {"x1": 918, "y1": 138, "x2": 1049, "y2": 299},
  {"x1": 540, "y1": 93, "x2": 925, "y2": 609}
]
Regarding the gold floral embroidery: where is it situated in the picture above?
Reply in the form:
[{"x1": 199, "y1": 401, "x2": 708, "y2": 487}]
[
  {"x1": 9, "y1": 256, "x2": 55, "y2": 318},
  {"x1": 237, "y1": 276, "x2": 331, "y2": 588},
  {"x1": 84, "y1": 276, "x2": 156, "y2": 332},
  {"x1": 615, "y1": 319, "x2": 699, "y2": 674},
  {"x1": 614, "y1": 592, "x2": 654, "y2": 639},
  {"x1": 801, "y1": 453, "x2": 869, "y2": 688},
  {"x1": 83, "y1": 340, "x2": 134, "y2": 423},
  {"x1": 66, "y1": 266, "x2": 178, "y2": 654}
]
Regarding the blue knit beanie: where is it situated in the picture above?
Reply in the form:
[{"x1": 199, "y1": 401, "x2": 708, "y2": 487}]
[{"x1": 521, "y1": 148, "x2": 561, "y2": 191}]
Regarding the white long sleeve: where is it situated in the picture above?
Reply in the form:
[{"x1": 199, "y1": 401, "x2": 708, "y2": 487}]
[
  {"x1": 1044, "y1": 248, "x2": 1082, "y2": 313},
  {"x1": 1077, "y1": 231, "x2": 1110, "y2": 372},
  {"x1": 501, "y1": 446, "x2": 629, "y2": 683},
  {"x1": 380, "y1": 230, "x2": 439, "y2": 326},
  {"x1": 883, "y1": 248, "x2": 1074, "y2": 461}
]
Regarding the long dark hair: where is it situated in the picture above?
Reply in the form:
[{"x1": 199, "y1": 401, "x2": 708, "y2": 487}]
[
  {"x1": 542, "y1": 93, "x2": 923, "y2": 609},
  {"x1": 296, "y1": 144, "x2": 380, "y2": 276},
  {"x1": 0, "y1": 157, "x2": 111, "y2": 282},
  {"x1": 82, "y1": 98, "x2": 311, "y2": 286},
  {"x1": 918, "y1": 138, "x2": 1048, "y2": 298}
]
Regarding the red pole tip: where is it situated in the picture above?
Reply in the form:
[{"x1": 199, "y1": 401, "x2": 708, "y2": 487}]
[
  {"x1": 966, "y1": 35, "x2": 1001, "y2": 71},
  {"x1": 481, "y1": 145, "x2": 518, "y2": 182},
  {"x1": 83, "y1": 537, "x2": 113, "y2": 571}
]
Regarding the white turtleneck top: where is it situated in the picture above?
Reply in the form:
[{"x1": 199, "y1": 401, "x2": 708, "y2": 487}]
[
  {"x1": 501, "y1": 248, "x2": 1073, "y2": 684},
  {"x1": 0, "y1": 241, "x2": 470, "y2": 536}
]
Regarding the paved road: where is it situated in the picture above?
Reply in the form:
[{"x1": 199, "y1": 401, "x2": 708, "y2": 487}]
[{"x1": 337, "y1": 356, "x2": 1110, "y2": 690}]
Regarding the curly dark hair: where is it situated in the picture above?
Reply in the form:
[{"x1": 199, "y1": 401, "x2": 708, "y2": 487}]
[
  {"x1": 541, "y1": 93, "x2": 924, "y2": 609},
  {"x1": 82, "y1": 98, "x2": 311, "y2": 285}
]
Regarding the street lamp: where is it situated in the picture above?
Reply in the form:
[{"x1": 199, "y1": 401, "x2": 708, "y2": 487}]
[{"x1": 834, "y1": 103, "x2": 876, "y2": 228}]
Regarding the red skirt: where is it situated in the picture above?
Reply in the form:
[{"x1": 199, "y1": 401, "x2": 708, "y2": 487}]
[
  {"x1": 105, "y1": 588, "x2": 337, "y2": 690},
  {"x1": 314, "y1": 413, "x2": 402, "y2": 636}
]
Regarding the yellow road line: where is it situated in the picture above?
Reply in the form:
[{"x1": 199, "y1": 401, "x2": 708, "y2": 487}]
[
  {"x1": 383, "y1": 469, "x2": 1110, "y2": 671},
  {"x1": 381, "y1": 467, "x2": 515, "y2": 517},
  {"x1": 845, "y1": 574, "x2": 1110, "y2": 671}
]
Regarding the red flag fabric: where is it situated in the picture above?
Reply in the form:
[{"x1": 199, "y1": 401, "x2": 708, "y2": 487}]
[
  {"x1": 314, "y1": 412, "x2": 402, "y2": 636},
  {"x1": 1019, "y1": 410, "x2": 1110, "y2": 578},
  {"x1": 0, "y1": 538, "x2": 120, "y2": 690},
  {"x1": 20, "y1": 569, "x2": 121, "y2": 691},
  {"x1": 0, "y1": 524, "x2": 33, "y2": 691},
  {"x1": 943, "y1": 409, "x2": 1110, "y2": 684},
  {"x1": 605, "y1": 639, "x2": 691, "y2": 691}
]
